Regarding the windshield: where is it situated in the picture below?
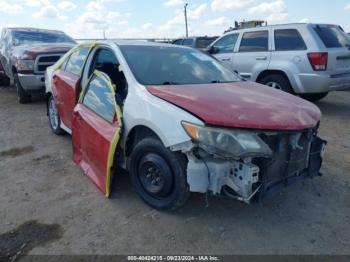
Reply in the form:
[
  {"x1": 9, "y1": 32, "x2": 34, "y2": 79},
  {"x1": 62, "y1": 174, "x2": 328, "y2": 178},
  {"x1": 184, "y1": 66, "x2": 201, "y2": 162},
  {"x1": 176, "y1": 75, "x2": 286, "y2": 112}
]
[
  {"x1": 313, "y1": 25, "x2": 349, "y2": 48},
  {"x1": 12, "y1": 31, "x2": 76, "y2": 46},
  {"x1": 119, "y1": 45, "x2": 241, "y2": 85}
]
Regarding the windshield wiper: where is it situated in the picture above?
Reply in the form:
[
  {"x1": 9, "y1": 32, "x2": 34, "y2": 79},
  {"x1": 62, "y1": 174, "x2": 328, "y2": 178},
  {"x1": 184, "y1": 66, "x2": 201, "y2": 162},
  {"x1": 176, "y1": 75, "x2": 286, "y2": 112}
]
[
  {"x1": 211, "y1": 80, "x2": 238, "y2": 83},
  {"x1": 161, "y1": 81, "x2": 180, "y2": 85}
]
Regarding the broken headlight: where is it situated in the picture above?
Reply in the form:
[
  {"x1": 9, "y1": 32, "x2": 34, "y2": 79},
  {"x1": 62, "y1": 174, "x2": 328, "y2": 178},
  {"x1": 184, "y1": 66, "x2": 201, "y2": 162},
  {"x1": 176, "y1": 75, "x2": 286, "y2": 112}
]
[{"x1": 182, "y1": 122, "x2": 272, "y2": 158}]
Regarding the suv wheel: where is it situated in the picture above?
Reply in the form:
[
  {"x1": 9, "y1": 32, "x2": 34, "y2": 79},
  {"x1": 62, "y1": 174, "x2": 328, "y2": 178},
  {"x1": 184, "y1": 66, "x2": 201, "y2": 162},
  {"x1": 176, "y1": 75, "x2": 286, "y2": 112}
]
[
  {"x1": 300, "y1": 92, "x2": 329, "y2": 102},
  {"x1": 260, "y1": 74, "x2": 294, "y2": 94},
  {"x1": 14, "y1": 73, "x2": 31, "y2": 104},
  {"x1": 48, "y1": 95, "x2": 64, "y2": 135},
  {"x1": 129, "y1": 138, "x2": 190, "y2": 210}
]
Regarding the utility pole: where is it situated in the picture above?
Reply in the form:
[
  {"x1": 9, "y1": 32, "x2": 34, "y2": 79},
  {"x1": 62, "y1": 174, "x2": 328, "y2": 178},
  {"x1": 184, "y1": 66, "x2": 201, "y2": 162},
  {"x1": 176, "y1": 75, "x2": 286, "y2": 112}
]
[{"x1": 184, "y1": 3, "x2": 189, "y2": 37}]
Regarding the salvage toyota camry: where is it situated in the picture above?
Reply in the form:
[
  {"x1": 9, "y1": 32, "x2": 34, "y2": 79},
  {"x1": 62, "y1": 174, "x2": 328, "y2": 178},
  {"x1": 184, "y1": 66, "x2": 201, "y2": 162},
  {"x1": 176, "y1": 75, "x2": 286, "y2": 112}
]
[{"x1": 45, "y1": 41, "x2": 327, "y2": 210}]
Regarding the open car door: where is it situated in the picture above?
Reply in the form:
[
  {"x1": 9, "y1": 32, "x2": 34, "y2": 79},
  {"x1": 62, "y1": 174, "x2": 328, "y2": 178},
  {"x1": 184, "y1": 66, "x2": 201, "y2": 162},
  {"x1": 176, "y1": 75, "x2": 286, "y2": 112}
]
[
  {"x1": 71, "y1": 70, "x2": 122, "y2": 197},
  {"x1": 52, "y1": 44, "x2": 95, "y2": 130}
]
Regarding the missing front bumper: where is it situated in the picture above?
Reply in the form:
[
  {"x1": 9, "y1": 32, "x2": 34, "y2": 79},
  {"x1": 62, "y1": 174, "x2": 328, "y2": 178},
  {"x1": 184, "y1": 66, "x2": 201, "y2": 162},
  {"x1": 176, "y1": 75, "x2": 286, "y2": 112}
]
[
  {"x1": 185, "y1": 135, "x2": 327, "y2": 204},
  {"x1": 258, "y1": 136, "x2": 327, "y2": 201}
]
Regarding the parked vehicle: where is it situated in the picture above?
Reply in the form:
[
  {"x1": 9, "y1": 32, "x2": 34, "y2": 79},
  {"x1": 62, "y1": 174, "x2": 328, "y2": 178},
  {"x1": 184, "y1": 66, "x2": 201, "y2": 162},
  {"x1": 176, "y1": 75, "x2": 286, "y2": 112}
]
[
  {"x1": 172, "y1": 36, "x2": 218, "y2": 50},
  {"x1": 46, "y1": 41, "x2": 326, "y2": 210},
  {"x1": 208, "y1": 23, "x2": 350, "y2": 101},
  {"x1": 0, "y1": 28, "x2": 76, "y2": 103}
]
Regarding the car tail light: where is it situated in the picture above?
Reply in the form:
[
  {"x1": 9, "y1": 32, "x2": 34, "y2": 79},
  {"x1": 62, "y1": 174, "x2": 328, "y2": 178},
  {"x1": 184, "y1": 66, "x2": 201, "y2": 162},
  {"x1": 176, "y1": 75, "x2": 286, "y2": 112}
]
[{"x1": 308, "y1": 52, "x2": 328, "y2": 71}]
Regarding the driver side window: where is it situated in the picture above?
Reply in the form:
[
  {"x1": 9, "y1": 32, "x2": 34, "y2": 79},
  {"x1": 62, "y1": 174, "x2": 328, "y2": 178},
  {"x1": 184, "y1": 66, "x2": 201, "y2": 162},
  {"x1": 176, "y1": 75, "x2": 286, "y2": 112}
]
[
  {"x1": 89, "y1": 48, "x2": 128, "y2": 103},
  {"x1": 83, "y1": 73, "x2": 116, "y2": 123},
  {"x1": 212, "y1": 34, "x2": 239, "y2": 54}
]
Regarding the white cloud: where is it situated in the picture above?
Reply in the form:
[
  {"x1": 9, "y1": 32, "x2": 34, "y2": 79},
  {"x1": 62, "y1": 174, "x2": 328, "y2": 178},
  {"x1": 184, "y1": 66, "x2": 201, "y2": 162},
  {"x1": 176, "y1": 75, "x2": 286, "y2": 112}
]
[
  {"x1": 163, "y1": 0, "x2": 183, "y2": 7},
  {"x1": 205, "y1": 16, "x2": 230, "y2": 27},
  {"x1": 299, "y1": 18, "x2": 309, "y2": 23},
  {"x1": 24, "y1": 0, "x2": 51, "y2": 7},
  {"x1": 33, "y1": 5, "x2": 59, "y2": 19},
  {"x1": 345, "y1": 3, "x2": 350, "y2": 10},
  {"x1": 141, "y1": 23, "x2": 153, "y2": 30},
  {"x1": 58, "y1": 1, "x2": 77, "y2": 12},
  {"x1": 188, "y1": 4, "x2": 207, "y2": 20},
  {"x1": 0, "y1": 0, "x2": 23, "y2": 14},
  {"x1": 116, "y1": 20, "x2": 128, "y2": 26},
  {"x1": 248, "y1": 0, "x2": 288, "y2": 23},
  {"x1": 211, "y1": 0, "x2": 254, "y2": 12}
]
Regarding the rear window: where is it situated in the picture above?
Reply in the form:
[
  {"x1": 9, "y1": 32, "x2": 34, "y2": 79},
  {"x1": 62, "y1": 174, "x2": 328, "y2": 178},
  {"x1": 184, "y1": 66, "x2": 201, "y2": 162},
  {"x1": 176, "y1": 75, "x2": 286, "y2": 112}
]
[
  {"x1": 183, "y1": 38, "x2": 194, "y2": 46},
  {"x1": 314, "y1": 25, "x2": 349, "y2": 48},
  {"x1": 239, "y1": 31, "x2": 269, "y2": 52},
  {"x1": 172, "y1": 39, "x2": 183, "y2": 45},
  {"x1": 196, "y1": 37, "x2": 217, "y2": 49},
  {"x1": 274, "y1": 29, "x2": 307, "y2": 51}
]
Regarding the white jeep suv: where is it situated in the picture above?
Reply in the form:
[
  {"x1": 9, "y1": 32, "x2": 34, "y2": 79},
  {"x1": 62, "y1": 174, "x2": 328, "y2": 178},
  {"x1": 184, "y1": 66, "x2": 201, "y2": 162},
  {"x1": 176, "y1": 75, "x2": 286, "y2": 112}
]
[{"x1": 208, "y1": 23, "x2": 350, "y2": 101}]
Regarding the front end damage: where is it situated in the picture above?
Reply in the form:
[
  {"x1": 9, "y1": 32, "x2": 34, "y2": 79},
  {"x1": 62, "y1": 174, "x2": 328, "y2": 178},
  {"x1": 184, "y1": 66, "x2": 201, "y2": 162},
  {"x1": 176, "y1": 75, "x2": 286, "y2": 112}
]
[{"x1": 175, "y1": 125, "x2": 327, "y2": 204}]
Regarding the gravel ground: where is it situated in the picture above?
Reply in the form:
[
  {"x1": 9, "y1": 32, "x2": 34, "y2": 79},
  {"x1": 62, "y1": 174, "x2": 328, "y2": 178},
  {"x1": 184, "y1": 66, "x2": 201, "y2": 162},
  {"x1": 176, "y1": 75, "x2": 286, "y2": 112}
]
[{"x1": 0, "y1": 86, "x2": 349, "y2": 257}]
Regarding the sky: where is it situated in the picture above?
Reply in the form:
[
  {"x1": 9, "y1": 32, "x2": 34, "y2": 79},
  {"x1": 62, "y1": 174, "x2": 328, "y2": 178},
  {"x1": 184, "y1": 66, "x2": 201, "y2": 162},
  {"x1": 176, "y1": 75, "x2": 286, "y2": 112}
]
[{"x1": 0, "y1": 0, "x2": 350, "y2": 39}]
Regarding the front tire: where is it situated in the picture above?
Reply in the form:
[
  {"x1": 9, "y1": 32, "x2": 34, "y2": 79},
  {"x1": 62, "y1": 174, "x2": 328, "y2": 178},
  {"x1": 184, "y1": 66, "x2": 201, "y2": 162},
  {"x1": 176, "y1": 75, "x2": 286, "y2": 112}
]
[
  {"x1": 129, "y1": 138, "x2": 190, "y2": 210},
  {"x1": 14, "y1": 73, "x2": 31, "y2": 104},
  {"x1": 300, "y1": 92, "x2": 329, "y2": 102},
  {"x1": 259, "y1": 74, "x2": 294, "y2": 94},
  {"x1": 48, "y1": 95, "x2": 64, "y2": 135}
]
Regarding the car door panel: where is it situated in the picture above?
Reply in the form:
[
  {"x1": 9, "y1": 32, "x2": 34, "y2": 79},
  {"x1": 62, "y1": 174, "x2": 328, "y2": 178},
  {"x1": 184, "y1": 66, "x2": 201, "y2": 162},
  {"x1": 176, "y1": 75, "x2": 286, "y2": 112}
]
[
  {"x1": 72, "y1": 71, "x2": 122, "y2": 197},
  {"x1": 73, "y1": 104, "x2": 120, "y2": 194},
  {"x1": 232, "y1": 30, "x2": 271, "y2": 80},
  {"x1": 52, "y1": 45, "x2": 95, "y2": 130},
  {"x1": 53, "y1": 70, "x2": 81, "y2": 129}
]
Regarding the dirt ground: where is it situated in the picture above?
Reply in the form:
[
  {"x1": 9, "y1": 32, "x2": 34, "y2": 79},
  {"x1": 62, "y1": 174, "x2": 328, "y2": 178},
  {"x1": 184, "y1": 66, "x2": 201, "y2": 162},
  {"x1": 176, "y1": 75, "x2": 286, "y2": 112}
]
[{"x1": 0, "y1": 86, "x2": 349, "y2": 257}]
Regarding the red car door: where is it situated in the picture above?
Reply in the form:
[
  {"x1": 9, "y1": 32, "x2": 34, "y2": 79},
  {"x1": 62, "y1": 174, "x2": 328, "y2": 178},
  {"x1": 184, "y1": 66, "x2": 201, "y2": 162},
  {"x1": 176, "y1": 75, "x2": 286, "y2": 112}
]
[
  {"x1": 72, "y1": 71, "x2": 122, "y2": 197},
  {"x1": 53, "y1": 70, "x2": 80, "y2": 129},
  {"x1": 53, "y1": 46, "x2": 93, "y2": 130}
]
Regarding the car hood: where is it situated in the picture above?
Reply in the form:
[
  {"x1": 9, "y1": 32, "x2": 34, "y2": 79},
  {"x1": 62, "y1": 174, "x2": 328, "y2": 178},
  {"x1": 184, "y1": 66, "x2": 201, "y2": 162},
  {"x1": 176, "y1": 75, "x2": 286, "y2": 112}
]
[{"x1": 146, "y1": 82, "x2": 322, "y2": 131}]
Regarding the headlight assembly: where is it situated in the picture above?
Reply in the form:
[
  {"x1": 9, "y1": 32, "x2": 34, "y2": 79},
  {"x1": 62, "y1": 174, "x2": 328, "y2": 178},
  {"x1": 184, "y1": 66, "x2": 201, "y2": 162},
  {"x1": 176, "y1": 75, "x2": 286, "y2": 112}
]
[
  {"x1": 16, "y1": 60, "x2": 35, "y2": 72},
  {"x1": 182, "y1": 122, "x2": 272, "y2": 158}
]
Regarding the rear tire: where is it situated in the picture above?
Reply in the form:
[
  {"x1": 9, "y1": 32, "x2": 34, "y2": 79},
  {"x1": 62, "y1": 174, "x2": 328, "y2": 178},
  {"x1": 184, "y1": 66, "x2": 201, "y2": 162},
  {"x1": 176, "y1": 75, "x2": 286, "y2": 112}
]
[
  {"x1": 129, "y1": 138, "x2": 190, "y2": 210},
  {"x1": 300, "y1": 92, "x2": 329, "y2": 102},
  {"x1": 48, "y1": 95, "x2": 64, "y2": 135},
  {"x1": 14, "y1": 73, "x2": 31, "y2": 104},
  {"x1": 259, "y1": 74, "x2": 294, "y2": 94}
]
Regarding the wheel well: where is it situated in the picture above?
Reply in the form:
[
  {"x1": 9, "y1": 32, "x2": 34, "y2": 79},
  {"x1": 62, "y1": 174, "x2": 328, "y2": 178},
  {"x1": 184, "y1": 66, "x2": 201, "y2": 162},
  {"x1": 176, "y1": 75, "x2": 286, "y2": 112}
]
[
  {"x1": 46, "y1": 92, "x2": 52, "y2": 116},
  {"x1": 256, "y1": 70, "x2": 289, "y2": 83},
  {"x1": 125, "y1": 126, "x2": 161, "y2": 157}
]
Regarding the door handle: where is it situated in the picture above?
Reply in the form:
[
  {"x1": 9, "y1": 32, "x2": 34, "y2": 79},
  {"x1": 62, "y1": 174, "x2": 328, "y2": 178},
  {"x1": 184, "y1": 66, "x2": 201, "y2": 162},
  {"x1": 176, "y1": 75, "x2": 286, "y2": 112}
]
[
  {"x1": 221, "y1": 58, "x2": 231, "y2": 62},
  {"x1": 256, "y1": 56, "x2": 267, "y2": 61}
]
